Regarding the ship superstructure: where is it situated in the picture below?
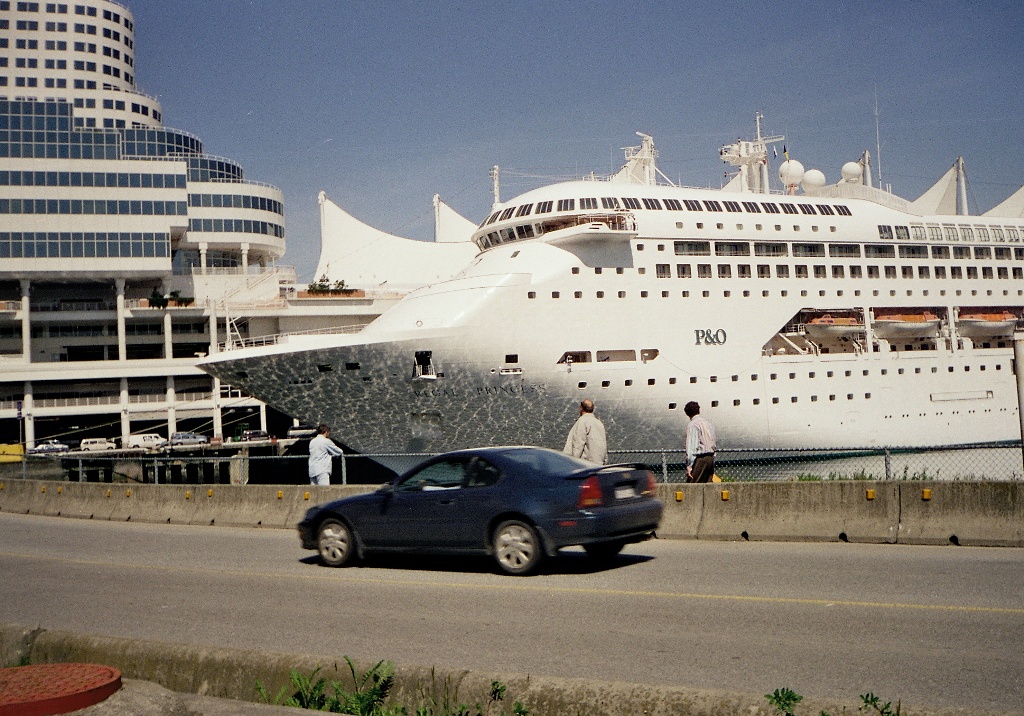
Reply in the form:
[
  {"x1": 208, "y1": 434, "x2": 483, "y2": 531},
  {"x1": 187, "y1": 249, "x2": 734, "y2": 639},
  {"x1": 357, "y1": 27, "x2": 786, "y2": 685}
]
[{"x1": 199, "y1": 126, "x2": 1024, "y2": 453}]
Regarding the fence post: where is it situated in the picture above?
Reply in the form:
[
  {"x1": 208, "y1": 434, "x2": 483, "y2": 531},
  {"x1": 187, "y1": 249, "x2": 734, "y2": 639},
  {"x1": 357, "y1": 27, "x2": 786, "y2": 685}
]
[
  {"x1": 78, "y1": 457, "x2": 83, "y2": 483},
  {"x1": 884, "y1": 448, "x2": 892, "y2": 480},
  {"x1": 1013, "y1": 331, "x2": 1024, "y2": 477},
  {"x1": 340, "y1": 453, "x2": 347, "y2": 485},
  {"x1": 661, "y1": 452, "x2": 668, "y2": 482}
]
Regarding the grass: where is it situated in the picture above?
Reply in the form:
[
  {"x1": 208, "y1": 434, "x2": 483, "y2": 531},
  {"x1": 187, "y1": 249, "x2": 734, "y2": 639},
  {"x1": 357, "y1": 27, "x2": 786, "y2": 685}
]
[
  {"x1": 767, "y1": 687, "x2": 904, "y2": 716},
  {"x1": 257, "y1": 660, "x2": 528, "y2": 716}
]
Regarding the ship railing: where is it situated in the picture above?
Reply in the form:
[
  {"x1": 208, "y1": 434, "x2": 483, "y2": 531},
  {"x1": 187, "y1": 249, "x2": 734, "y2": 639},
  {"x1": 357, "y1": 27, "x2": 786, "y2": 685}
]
[{"x1": 218, "y1": 323, "x2": 372, "y2": 351}]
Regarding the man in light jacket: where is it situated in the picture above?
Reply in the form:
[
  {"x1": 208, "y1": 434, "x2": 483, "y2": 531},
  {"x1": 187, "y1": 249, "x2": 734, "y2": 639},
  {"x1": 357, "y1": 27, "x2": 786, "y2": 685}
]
[
  {"x1": 563, "y1": 399, "x2": 608, "y2": 465},
  {"x1": 308, "y1": 424, "x2": 343, "y2": 485}
]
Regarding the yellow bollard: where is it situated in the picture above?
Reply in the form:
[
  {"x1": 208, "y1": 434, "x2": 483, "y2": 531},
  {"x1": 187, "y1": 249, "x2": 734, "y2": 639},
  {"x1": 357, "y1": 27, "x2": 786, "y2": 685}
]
[
  {"x1": 674, "y1": 491, "x2": 684, "y2": 502},
  {"x1": 922, "y1": 488, "x2": 932, "y2": 501},
  {"x1": 125, "y1": 489, "x2": 131, "y2": 497},
  {"x1": 277, "y1": 490, "x2": 283, "y2": 499},
  {"x1": 865, "y1": 489, "x2": 876, "y2": 500},
  {"x1": 304, "y1": 491, "x2": 310, "y2": 501},
  {"x1": 721, "y1": 490, "x2": 730, "y2": 501},
  {"x1": 185, "y1": 491, "x2": 191, "y2": 500},
  {"x1": 208, "y1": 489, "x2": 213, "y2": 498}
]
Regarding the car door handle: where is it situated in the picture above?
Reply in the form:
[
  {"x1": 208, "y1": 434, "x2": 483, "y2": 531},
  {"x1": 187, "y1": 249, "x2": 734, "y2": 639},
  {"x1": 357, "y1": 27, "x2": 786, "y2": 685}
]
[{"x1": 438, "y1": 499, "x2": 456, "y2": 506}]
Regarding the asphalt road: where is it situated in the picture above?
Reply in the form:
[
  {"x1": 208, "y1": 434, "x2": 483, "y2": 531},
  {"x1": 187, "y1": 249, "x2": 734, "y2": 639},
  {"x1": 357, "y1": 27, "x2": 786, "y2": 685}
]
[{"x1": 1, "y1": 513, "x2": 1022, "y2": 713}]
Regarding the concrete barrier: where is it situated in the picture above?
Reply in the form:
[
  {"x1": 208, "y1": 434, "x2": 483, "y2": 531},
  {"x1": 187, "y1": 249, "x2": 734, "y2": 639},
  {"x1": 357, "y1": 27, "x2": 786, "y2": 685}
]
[
  {"x1": 2, "y1": 479, "x2": 1022, "y2": 546},
  {"x1": 6, "y1": 623, "x2": 1012, "y2": 716},
  {"x1": 898, "y1": 481, "x2": 1024, "y2": 546},
  {"x1": 695, "y1": 481, "x2": 899, "y2": 543}
]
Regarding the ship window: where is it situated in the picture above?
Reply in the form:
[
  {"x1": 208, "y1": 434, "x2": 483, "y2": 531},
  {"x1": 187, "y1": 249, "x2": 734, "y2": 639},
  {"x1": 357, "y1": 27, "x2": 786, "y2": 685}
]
[
  {"x1": 885, "y1": 266, "x2": 897, "y2": 278},
  {"x1": 919, "y1": 266, "x2": 930, "y2": 279},
  {"x1": 499, "y1": 207, "x2": 515, "y2": 220},
  {"x1": 551, "y1": 291, "x2": 560, "y2": 298},
  {"x1": 664, "y1": 198, "x2": 683, "y2": 210},
  {"x1": 677, "y1": 264, "x2": 692, "y2": 278},
  {"x1": 944, "y1": 225, "x2": 959, "y2": 241},
  {"x1": 761, "y1": 202, "x2": 780, "y2": 214},
  {"x1": 556, "y1": 199, "x2": 575, "y2": 212},
  {"x1": 528, "y1": 291, "x2": 536, "y2": 298},
  {"x1": 557, "y1": 351, "x2": 591, "y2": 364},
  {"x1": 515, "y1": 203, "x2": 533, "y2": 217},
  {"x1": 982, "y1": 267, "x2": 993, "y2": 279},
  {"x1": 931, "y1": 245, "x2": 950, "y2": 259},
  {"x1": 622, "y1": 197, "x2": 642, "y2": 209},
  {"x1": 596, "y1": 291, "x2": 605, "y2": 297},
  {"x1": 504, "y1": 354, "x2": 518, "y2": 364},
  {"x1": 718, "y1": 265, "x2": 732, "y2": 278},
  {"x1": 997, "y1": 266, "x2": 1009, "y2": 279},
  {"x1": 535, "y1": 201, "x2": 553, "y2": 214},
  {"x1": 743, "y1": 201, "x2": 762, "y2": 213},
  {"x1": 738, "y1": 265, "x2": 752, "y2": 278},
  {"x1": 814, "y1": 265, "x2": 827, "y2": 278},
  {"x1": 780, "y1": 203, "x2": 799, "y2": 215},
  {"x1": 675, "y1": 240, "x2": 710, "y2": 256},
  {"x1": 927, "y1": 226, "x2": 943, "y2": 241},
  {"x1": 641, "y1": 349, "x2": 659, "y2": 362},
  {"x1": 317, "y1": 364, "x2": 333, "y2": 372},
  {"x1": 951, "y1": 266, "x2": 963, "y2": 279},
  {"x1": 935, "y1": 266, "x2": 947, "y2": 279},
  {"x1": 895, "y1": 226, "x2": 910, "y2": 241},
  {"x1": 624, "y1": 380, "x2": 633, "y2": 386},
  {"x1": 899, "y1": 245, "x2": 928, "y2": 258},
  {"x1": 702, "y1": 200, "x2": 723, "y2": 211},
  {"x1": 596, "y1": 350, "x2": 635, "y2": 362},
  {"x1": 911, "y1": 225, "x2": 927, "y2": 240},
  {"x1": 757, "y1": 264, "x2": 770, "y2": 278},
  {"x1": 755, "y1": 241, "x2": 787, "y2": 257},
  {"x1": 829, "y1": 244, "x2": 861, "y2": 257},
  {"x1": 642, "y1": 198, "x2": 663, "y2": 210},
  {"x1": 832, "y1": 266, "x2": 845, "y2": 279},
  {"x1": 484, "y1": 211, "x2": 501, "y2": 225},
  {"x1": 992, "y1": 227, "x2": 1006, "y2": 241},
  {"x1": 798, "y1": 204, "x2": 817, "y2": 215},
  {"x1": 714, "y1": 241, "x2": 750, "y2": 256},
  {"x1": 1014, "y1": 268, "x2": 1023, "y2": 279},
  {"x1": 877, "y1": 225, "x2": 894, "y2": 240},
  {"x1": 344, "y1": 362, "x2": 360, "y2": 370},
  {"x1": 835, "y1": 205, "x2": 852, "y2": 216},
  {"x1": 776, "y1": 265, "x2": 790, "y2": 278},
  {"x1": 816, "y1": 204, "x2": 835, "y2": 216},
  {"x1": 953, "y1": 246, "x2": 971, "y2": 259},
  {"x1": 656, "y1": 264, "x2": 671, "y2": 278},
  {"x1": 960, "y1": 226, "x2": 975, "y2": 241},
  {"x1": 618, "y1": 291, "x2": 626, "y2": 298},
  {"x1": 974, "y1": 246, "x2": 992, "y2": 259},
  {"x1": 792, "y1": 243, "x2": 825, "y2": 257},
  {"x1": 995, "y1": 247, "x2": 1011, "y2": 259},
  {"x1": 865, "y1": 244, "x2": 896, "y2": 258},
  {"x1": 601, "y1": 197, "x2": 620, "y2": 209},
  {"x1": 683, "y1": 199, "x2": 702, "y2": 211},
  {"x1": 723, "y1": 201, "x2": 742, "y2": 212},
  {"x1": 848, "y1": 265, "x2": 862, "y2": 278},
  {"x1": 795, "y1": 265, "x2": 809, "y2": 278}
]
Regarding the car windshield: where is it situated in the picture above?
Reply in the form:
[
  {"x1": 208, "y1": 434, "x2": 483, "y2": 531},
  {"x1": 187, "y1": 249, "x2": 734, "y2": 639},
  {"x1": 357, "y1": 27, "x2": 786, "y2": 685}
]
[{"x1": 496, "y1": 448, "x2": 593, "y2": 475}]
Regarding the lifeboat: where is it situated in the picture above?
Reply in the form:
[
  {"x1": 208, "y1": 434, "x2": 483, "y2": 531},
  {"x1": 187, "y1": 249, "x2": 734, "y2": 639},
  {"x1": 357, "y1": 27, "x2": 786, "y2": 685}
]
[
  {"x1": 955, "y1": 309, "x2": 1018, "y2": 338},
  {"x1": 871, "y1": 311, "x2": 942, "y2": 339},
  {"x1": 804, "y1": 313, "x2": 865, "y2": 340}
]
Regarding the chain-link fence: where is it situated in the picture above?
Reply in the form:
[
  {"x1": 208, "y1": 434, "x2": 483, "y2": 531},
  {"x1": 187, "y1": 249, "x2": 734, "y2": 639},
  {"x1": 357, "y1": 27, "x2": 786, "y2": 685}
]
[{"x1": 3, "y1": 442, "x2": 1022, "y2": 485}]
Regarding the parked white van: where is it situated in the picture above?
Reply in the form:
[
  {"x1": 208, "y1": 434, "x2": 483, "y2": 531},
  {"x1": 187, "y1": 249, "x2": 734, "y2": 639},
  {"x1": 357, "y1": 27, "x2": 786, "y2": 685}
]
[
  {"x1": 125, "y1": 434, "x2": 165, "y2": 449},
  {"x1": 80, "y1": 438, "x2": 116, "y2": 451}
]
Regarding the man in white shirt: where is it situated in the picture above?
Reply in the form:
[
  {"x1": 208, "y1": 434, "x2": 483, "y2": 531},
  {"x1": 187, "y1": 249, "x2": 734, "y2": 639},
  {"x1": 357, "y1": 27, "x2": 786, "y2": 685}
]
[
  {"x1": 563, "y1": 399, "x2": 608, "y2": 465},
  {"x1": 308, "y1": 424, "x2": 343, "y2": 486},
  {"x1": 684, "y1": 401, "x2": 717, "y2": 483}
]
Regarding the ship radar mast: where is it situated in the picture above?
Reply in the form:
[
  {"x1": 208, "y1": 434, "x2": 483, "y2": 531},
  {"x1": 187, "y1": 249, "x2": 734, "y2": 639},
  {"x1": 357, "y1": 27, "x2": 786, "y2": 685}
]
[
  {"x1": 490, "y1": 165, "x2": 501, "y2": 210},
  {"x1": 719, "y1": 112, "x2": 785, "y2": 193},
  {"x1": 611, "y1": 132, "x2": 676, "y2": 186}
]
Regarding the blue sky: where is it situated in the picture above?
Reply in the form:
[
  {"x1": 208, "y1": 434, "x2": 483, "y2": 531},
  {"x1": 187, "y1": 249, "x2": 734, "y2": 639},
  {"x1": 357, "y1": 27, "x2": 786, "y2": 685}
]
[{"x1": 129, "y1": 0, "x2": 1024, "y2": 281}]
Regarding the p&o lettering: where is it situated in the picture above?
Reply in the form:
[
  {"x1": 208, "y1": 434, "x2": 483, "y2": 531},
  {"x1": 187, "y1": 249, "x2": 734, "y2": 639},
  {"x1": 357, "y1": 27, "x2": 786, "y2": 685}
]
[{"x1": 694, "y1": 328, "x2": 727, "y2": 346}]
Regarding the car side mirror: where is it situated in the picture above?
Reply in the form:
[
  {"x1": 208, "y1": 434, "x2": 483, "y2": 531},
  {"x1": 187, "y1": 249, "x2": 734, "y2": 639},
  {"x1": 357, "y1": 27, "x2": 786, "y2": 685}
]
[{"x1": 377, "y1": 483, "x2": 394, "y2": 495}]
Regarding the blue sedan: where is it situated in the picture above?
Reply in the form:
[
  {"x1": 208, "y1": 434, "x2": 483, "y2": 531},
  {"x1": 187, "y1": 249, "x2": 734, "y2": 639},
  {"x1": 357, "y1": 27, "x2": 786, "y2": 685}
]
[{"x1": 297, "y1": 446, "x2": 663, "y2": 575}]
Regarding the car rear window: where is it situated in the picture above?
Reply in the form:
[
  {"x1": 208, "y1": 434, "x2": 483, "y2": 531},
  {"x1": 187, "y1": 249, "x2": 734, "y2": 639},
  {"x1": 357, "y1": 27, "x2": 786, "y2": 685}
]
[{"x1": 498, "y1": 448, "x2": 592, "y2": 475}]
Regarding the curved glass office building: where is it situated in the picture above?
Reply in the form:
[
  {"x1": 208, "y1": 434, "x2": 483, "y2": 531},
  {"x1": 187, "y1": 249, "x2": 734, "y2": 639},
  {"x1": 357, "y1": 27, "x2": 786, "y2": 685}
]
[{"x1": 0, "y1": 0, "x2": 338, "y2": 452}]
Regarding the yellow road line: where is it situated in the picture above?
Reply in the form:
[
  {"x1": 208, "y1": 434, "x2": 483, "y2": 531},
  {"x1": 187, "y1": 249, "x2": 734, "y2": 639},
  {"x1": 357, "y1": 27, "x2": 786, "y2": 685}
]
[{"x1": 3, "y1": 551, "x2": 1023, "y2": 615}]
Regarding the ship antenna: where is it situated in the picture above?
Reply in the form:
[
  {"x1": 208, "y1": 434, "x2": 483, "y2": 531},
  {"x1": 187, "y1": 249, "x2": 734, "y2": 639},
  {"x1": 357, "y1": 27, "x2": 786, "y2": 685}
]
[
  {"x1": 490, "y1": 165, "x2": 501, "y2": 210},
  {"x1": 874, "y1": 88, "x2": 883, "y2": 188}
]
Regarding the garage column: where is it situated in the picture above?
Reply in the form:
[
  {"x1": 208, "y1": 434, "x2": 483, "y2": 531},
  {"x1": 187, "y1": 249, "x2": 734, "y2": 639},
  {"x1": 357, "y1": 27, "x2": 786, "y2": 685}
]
[
  {"x1": 115, "y1": 278, "x2": 127, "y2": 362},
  {"x1": 119, "y1": 377, "x2": 130, "y2": 446},
  {"x1": 19, "y1": 279, "x2": 31, "y2": 362},
  {"x1": 166, "y1": 376, "x2": 177, "y2": 436},
  {"x1": 22, "y1": 381, "x2": 35, "y2": 449}
]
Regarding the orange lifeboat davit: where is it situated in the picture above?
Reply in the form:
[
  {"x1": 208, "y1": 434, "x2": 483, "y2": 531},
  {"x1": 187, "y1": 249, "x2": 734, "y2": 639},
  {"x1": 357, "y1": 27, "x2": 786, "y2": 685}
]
[
  {"x1": 804, "y1": 313, "x2": 865, "y2": 340},
  {"x1": 871, "y1": 310, "x2": 942, "y2": 339},
  {"x1": 955, "y1": 309, "x2": 1018, "y2": 338}
]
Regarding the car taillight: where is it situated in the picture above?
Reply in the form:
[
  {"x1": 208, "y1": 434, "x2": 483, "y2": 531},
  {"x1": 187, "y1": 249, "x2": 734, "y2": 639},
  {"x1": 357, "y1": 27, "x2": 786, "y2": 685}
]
[
  {"x1": 577, "y1": 476, "x2": 604, "y2": 508},
  {"x1": 642, "y1": 470, "x2": 657, "y2": 495}
]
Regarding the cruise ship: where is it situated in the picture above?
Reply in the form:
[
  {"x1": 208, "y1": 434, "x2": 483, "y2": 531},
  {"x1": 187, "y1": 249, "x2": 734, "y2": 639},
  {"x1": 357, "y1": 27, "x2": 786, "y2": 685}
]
[{"x1": 198, "y1": 122, "x2": 1024, "y2": 454}]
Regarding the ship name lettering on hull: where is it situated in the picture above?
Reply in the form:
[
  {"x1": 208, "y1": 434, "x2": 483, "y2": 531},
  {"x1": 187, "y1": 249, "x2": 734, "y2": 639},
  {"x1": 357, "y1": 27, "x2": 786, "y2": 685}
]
[{"x1": 695, "y1": 329, "x2": 727, "y2": 345}]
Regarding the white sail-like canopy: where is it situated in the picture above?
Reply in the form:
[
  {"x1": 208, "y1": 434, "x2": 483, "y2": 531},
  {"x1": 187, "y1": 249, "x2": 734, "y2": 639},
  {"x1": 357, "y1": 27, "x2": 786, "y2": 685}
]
[
  {"x1": 983, "y1": 185, "x2": 1024, "y2": 218},
  {"x1": 909, "y1": 163, "x2": 958, "y2": 215},
  {"x1": 314, "y1": 192, "x2": 478, "y2": 292},
  {"x1": 434, "y1": 194, "x2": 478, "y2": 242}
]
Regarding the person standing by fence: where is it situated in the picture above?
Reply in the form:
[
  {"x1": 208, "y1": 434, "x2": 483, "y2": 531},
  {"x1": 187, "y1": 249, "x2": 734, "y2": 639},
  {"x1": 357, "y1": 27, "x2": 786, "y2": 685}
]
[
  {"x1": 308, "y1": 424, "x2": 343, "y2": 485},
  {"x1": 563, "y1": 398, "x2": 608, "y2": 465},
  {"x1": 684, "y1": 401, "x2": 717, "y2": 483}
]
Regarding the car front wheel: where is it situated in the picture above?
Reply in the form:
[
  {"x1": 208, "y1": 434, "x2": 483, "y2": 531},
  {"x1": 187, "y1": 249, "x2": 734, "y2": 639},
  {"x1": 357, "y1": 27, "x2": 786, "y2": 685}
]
[
  {"x1": 317, "y1": 518, "x2": 355, "y2": 568},
  {"x1": 492, "y1": 520, "x2": 542, "y2": 576}
]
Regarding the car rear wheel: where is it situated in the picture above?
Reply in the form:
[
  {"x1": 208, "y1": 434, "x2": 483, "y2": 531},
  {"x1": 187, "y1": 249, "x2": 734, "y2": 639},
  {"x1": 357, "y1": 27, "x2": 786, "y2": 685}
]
[
  {"x1": 584, "y1": 540, "x2": 625, "y2": 561},
  {"x1": 317, "y1": 518, "x2": 355, "y2": 568},
  {"x1": 493, "y1": 520, "x2": 542, "y2": 576}
]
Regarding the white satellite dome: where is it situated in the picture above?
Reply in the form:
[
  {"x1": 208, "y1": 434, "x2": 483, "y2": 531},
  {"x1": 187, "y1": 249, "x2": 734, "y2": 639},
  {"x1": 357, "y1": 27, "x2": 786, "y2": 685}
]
[
  {"x1": 778, "y1": 159, "x2": 805, "y2": 188},
  {"x1": 841, "y1": 161, "x2": 863, "y2": 183},
  {"x1": 802, "y1": 169, "x2": 827, "y2": 190}
]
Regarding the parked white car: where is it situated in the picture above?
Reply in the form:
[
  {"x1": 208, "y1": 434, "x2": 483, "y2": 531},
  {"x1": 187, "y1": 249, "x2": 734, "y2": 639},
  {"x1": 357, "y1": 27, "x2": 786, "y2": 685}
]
[{"x1": 80, "y1": 438, "x2": 116, "y2": 451}]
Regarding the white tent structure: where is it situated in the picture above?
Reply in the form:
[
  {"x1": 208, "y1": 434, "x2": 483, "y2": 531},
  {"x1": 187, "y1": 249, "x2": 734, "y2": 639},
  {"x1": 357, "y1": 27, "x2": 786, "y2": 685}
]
[
  {"x1": 313, "y1": 191, "x2": 479, "y2": 293},
  {"x1": 984, "y1": 185, "x2": 1024, "y2": 218},
  {"x1": 909, "y1": 158, "x2": 967, "y2": 215}
]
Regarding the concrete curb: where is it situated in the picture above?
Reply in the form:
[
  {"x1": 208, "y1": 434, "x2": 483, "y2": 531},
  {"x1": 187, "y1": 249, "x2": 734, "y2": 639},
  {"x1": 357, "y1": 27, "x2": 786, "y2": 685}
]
[
  {"x1": 1, "y1": 479, "x2": 1022, "y2": 546},
  {"x1": 4, "y1": 623, "x2": 1019, "y2": 716}
]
